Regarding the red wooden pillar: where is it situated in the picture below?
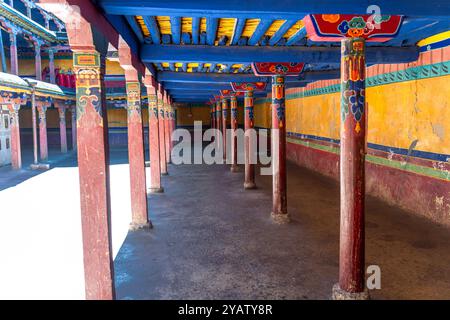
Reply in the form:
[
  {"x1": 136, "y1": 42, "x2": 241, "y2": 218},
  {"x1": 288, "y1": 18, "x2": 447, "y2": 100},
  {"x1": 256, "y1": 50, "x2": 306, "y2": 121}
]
[
  {"x1": 144, "y1": 74, "x2": 163, "y2": 193},
  {"x1": 244, "y1": 89, "x2": 256, "y2": 189},
  {"x1": 73, "y1": 51, "x2": 115, "y2": 299},
  {"x1": 48, "y1": 48, "x2": 56, "y2": 84},
  {"x1": 210, "y1": 103, "x2": 215, "y2": 129},
  {"x1": 37, "y1": 104, "x2": 48, "y2": 162},
  {"x1": 215, "y1": 100, "x2": 221, "y2": 149},
  {"x1": 221, "y1": 96, "x2": 228, "y2": 161},
  {"x1": 169, "y1": 97, "x2": 175, "y2": 153},
  {"x1": 230, "y1": 95, "x2": 238, "y2": 172},
  {"x1": 212, "y1": 101, "x2": 216, "y2": 129},
  {"x1": 333, "y1": 37, "x2": 369, "y2": 300},
  {"x1": 270, "y1": 75, "x2": 289, "y2": 224},
  {"x1": 34, "y1": 41, "x2": 42, "y2": 81},
  {"x1": 163, "y1": 91, "x2": 171, "y2": 164},
  {"x1": 56, "y1": 104, "x2": 68, "y2": 153},
  {"x1": 125, "y1": 81, "x2": 151, "y2": 230},
  {"x1": 119, "y1": 38, "x2": 151, "y2": 230},
  {"x1": 216, "y1": 100, "x2": 221, "y2": 133},
  {"x1": 8, "y1": 104, "x2": 22, "y2": 169},
  {"x1": 9, "y1": 31, "x2": 18, "y2": 75},
  {"x1": 158, "y1": 84, "x2": 168, "y2": 175},
  {"x1": 71, "y1": 106, "x2": 77, "y2": 150}
]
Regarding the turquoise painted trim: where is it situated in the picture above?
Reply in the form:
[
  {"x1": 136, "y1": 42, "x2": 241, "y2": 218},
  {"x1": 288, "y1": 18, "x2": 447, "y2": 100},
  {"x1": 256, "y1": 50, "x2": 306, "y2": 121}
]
[
  {"x1": 286, "y1": 137, "x2": 450, "y2": 181},
  {"x1": 287, "y1": 132, "x2": 450, "y2": 162}
]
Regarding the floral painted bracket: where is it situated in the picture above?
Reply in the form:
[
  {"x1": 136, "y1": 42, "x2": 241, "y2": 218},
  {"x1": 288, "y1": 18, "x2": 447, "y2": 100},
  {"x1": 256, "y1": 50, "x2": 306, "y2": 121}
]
[
  {"x1": 230, "y1": 82, "x2": 268, "y2": 92},
  {"x1": 251, "y1": 63, "x2": 305, "y2": 76},
  {"x1": 304, "y1": 14, "x2": 403, "y2": 42}
]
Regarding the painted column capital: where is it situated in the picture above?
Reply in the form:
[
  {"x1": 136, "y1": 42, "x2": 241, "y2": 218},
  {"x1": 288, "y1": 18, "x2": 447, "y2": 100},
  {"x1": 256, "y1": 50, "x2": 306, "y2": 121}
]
[
  {"x1": 125, "y1": 81, "x2": 142, "y2": 116},
  {"x1": 148, "y1": 94, "x2": 158, "y2": 119},
  {"x1": 8, "y1": 31, "x2": 17, "y2": 44},
  {"x1": 48, "y1": 48, "x2": 56, "y2": 58},
  {"x1": 36, "y1": 104, "x2": 48, "y2": 114},
  {"x1": 7, "y1": 103, "x2": 21, "y2": 114}
]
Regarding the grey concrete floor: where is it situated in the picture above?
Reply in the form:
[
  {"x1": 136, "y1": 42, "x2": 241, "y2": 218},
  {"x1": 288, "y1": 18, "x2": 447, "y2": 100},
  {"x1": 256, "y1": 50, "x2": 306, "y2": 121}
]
[{"x1": 114, "y1": 156, "x2": 450, "y2": 300}]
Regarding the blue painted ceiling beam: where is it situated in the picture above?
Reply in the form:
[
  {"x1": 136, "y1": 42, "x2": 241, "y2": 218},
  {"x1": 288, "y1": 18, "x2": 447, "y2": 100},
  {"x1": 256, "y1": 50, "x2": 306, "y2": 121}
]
[
  {"x1": 269, "y1": 19, "x2": 297, "y2": 46},
  {"x1": 142, "y1": 44, "x2": 420, "y2": 64},
  {"x1": 170, "y1": 91, "x2": 268, "y2": 97},
  {"x1": 142, "y1": 16, "x2": 161, "y2": 44},
  {"x1": 298, "y1": 69, "x2": 340, "y2": 81},
  {"x1": 248, "y1": 19, "x2": 272, "y2": 46},
  {"x1": 206, "y1": 17, "x2": 218, "y2": 45},
  {"x1": 98, "y1": 0, "x2": 450, "y2": 18},
  {"x1": 164, "y1": 83, "x2": 232, "y2": 90},
  {"x1": 104, "y1": 14, "x2": 140, "y2": 55},
  {"x1": 157, "y1": 70, "x2": 340, "y2": 83},
  {"x1": 169, "y1": 91, "x2": 232, "y2": 96},
  {"x1": 124, "y1": 15, "x2": 144, "y2": 43},
  {"x1": 385, "y1": 19, "x2": 450, "y2": 46},
  {"x1": 158, "y1": 71, "x2": 264, "y2": 83},
  {"x1": 286, "y1": 27, "x2": 307, "y2": 46},
  {"x1": 170, "y1": 16, "x2": 181, "y2": 44},
  {"x1": 192, "y1": 17, "x2": 200, "y2": 44},
  {"x1": 231, "y1": 18, "x2": 246, "y2": 45}
]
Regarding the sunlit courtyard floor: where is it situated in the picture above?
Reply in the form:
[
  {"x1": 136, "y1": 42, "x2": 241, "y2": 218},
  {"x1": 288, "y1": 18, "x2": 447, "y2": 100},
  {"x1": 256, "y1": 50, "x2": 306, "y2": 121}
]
[{"x1": 0, "y1": 147, "x2": 135, "y2": 299}]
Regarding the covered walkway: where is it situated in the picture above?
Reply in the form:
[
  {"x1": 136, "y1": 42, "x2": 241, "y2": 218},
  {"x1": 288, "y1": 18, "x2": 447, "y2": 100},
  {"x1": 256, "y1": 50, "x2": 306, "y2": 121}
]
[
  {"x1": 0, "y1": 0, "x2": 448, "y2": 300},
  {"x1": 116, "y1": 152, "x2": 450, "y2": 300},
  {"x1": 2, "y1": 147, "x2": 450, "y2": 299}
]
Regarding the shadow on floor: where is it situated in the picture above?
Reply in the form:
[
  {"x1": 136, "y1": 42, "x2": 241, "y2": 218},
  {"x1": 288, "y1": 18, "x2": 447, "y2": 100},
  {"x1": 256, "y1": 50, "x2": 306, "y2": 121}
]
[{"x1": 114, "y1": 159, "x2": 450, "y2": 300}]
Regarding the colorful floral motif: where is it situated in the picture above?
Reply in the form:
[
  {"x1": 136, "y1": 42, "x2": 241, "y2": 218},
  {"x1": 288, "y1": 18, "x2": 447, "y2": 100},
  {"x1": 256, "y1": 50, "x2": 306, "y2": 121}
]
[
  {"x1": 126, "y1": 82, "x2": 141, "y2": 116},
  {"x1": 341, "y1": 38, "x2": 366, "y2": 132},
  {"x1": 231, "y1": 107, "x2": 238, "y2": 120},
  {"x1": 245, "y1": 106, "x2": 254, "y2": 121},
  {"x1": 73, "y1": 53, "x2": 104, "y2": 121},
  {"x1": 149, "y1": 95, "x2": 158, "y2": 118},
  {"x1": 252, "y1": 62, "x2": 304, "y2": 76},
  {"x1": 305, "y1": 14, "x2": 403, "y2": 42},
  {"x1": 231, "y1": 82, "x2": 267, "y2": 92}
]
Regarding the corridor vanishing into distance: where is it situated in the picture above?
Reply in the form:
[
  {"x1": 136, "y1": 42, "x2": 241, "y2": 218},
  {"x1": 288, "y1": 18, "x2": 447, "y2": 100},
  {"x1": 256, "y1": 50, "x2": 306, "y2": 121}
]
[
  {"x1": 0, "y1": 0, "x2": 449, "y2": 301},
  {"x1": 114, "y1": 147, "x2": 450, "y2": 300}
]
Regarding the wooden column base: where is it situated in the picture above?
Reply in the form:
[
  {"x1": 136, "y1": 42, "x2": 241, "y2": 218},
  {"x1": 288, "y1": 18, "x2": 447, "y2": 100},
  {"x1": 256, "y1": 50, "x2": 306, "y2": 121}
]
[
  {"x1": 129, "y1": 221, "x2": 153, "y2": 231},
  {"x1": 148, "y1": 187, "x2": 164, "y2": 193},
  {"x1": 30, "y1": 163, "x2": 50, "y2": 170},
  {"x1": 244, "y1": 181, "x2": 257, "y2": 190},
  {"x1": 270, "y1": 212, "x2": 290, "y2": 224},
  {"x1": 230, "y1": 165, "x2": 239, "y2": 173},
  {"x1": 332, "y1": 284, "x2": 369, "y2": 300}
]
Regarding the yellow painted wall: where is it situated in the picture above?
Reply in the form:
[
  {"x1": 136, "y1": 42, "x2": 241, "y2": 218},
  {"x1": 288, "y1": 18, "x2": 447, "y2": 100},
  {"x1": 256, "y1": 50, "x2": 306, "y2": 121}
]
[
  {"x1": 19, "y1": 108, "x2": 149, "y2": 129},
  {"x1": 254, "y1": 98, "x2": 272, "y2": 129},
  {"x1": 177, "y1": 106, "x2": 211, "y2": 126},
  {"x1": 255, "y1": 74, "x2": 450, "y2": 155},
  {"x1": 19, "y1": 108, "x2": 73, "y2": 128},
  {"x1": 175, "y1": 101, "x2": 246, "y2": 127}
]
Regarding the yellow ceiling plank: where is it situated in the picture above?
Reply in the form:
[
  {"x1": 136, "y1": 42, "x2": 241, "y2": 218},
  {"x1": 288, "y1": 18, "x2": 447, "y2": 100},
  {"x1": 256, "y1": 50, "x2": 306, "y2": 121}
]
[
  {"x1": 181, "y1": 17, "x2": 192, "y2": 34},
  {"x1": 242, "y1": 19, "x2": 260, "y2": 38},
  {"x1": 135, "y1": 16, "x2": 150, "y2": 37},
  {"x1": 265, "y1": 20, "x2": 286, "y2": 37},
  {"x1": 200, "y1": 17, "x2": 207, "y2": 33},
  {"x1": 217, "y1": 18, "x2": 236, "y2": 45},
  {"x1": 156, "y1": 16, "x2": 171, "y2": 35},
  {"x1": 283, "y1": 20, "x2": 304, "y2": 39}
]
